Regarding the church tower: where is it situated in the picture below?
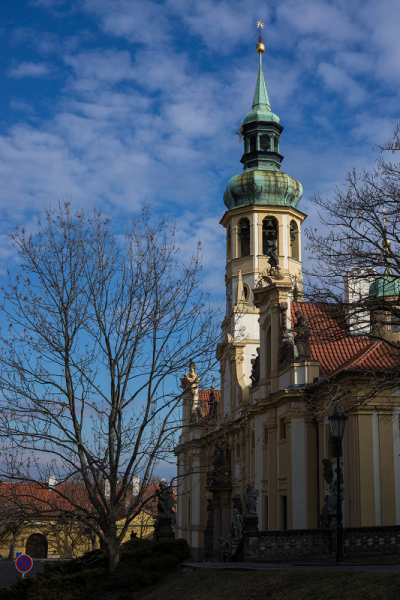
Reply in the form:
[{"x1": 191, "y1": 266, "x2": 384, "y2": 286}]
[{"x1": 218, "y1": 33, "x2": 306, "y2": 413}]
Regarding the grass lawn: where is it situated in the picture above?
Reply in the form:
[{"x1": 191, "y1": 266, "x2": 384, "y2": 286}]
[{"x1": 138, "y1": 568, "x2": 400, "y2": 600}]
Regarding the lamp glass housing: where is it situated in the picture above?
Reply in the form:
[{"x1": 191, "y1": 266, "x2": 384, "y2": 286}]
[{"x1": 328, "y1": 406, "x2": 348, "y2": 439}]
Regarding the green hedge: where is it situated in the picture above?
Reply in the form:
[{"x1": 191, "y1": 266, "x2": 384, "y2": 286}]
[{"x1": 1, "y1": 538, "x2": 190, "y2": 600}]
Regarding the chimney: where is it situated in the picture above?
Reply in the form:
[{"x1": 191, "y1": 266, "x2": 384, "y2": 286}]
[{"x1": 48, "y1": 475, "x2": 57, "y2": 491}]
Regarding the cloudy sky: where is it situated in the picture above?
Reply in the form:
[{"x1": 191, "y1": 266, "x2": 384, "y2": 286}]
[{"x1": 1, "y1": 0, "x2": 399, "y2": 295}]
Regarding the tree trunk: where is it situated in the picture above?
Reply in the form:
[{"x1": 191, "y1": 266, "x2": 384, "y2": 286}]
[{"x1": 107, "y1": 533, "x2": 120, "y2": 572}]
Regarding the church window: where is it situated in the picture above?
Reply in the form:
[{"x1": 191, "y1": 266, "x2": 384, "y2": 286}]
[
  {"x1": 279, "y1": 418, "x2": 286, "y2": 440},
  {"x1": 249, "y1": 135, "x2": 256, "y2": 153},
  {"x1": 260, "y1": 135, "x2": 270, "y2": 152},
  {"x1": 227, "y1": 225, "x2": 231, "y2": 260},
  {"x1": 236, "y1": 443, "x2": 241, "y2": 459},
  {"x1": 391, "y1": 311, "x2": 400, "y2": 333},
  {"x1": 262, "y1": 217, "x2": 278, "y2": 256},
  {"x1": 290, "y1": 220, "x2": 299, "y2": 260},
  {"x1": 239, "y1": 218, "x2": 251, "y2": 257}
]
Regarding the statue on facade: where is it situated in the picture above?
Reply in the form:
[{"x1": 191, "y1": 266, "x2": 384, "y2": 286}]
[
  {"x1": 243, "y1": 483, "x2": 260, "y2": 515},
  {"x1": 294, "y1": 310, "x2": 311, "y2": 360},
  {"x1": 206, "y1": 498, "x2": 214, "y2": 528},
  {"x1": 319, "y1": 459, "x2": 343, "y2": 528},
  {"x1": 250, "y1": 347, "x2": 260, "y2": 388},
  {"x1": 208, "y1": 386, "x2": 218, "y2": 419},
  {"x1": 277, "y1": 303, "x2": 294, "y2": 370},
  {"x1": 156, "y1": 479, "x2": 174, "y2": 514},
  {"x1": 229, "y1": 508, "x2": 243, "y2": 542}
]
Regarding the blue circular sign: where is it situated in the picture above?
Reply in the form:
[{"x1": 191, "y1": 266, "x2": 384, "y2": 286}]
[
  {"x1": 85, "y1": 527, "x2": 92, "y2": 536},
  {"x1": 15, "y1": 554, "x2": 33, "y2": 573}
]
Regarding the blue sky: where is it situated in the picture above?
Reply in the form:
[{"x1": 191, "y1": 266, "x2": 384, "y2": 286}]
[{"x1": 0, "y1": 0, "x2": 399, "y2": 296}]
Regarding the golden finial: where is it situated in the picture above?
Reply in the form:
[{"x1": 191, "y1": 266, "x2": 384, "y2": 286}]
[{"x1": 256, "y1": 21, "x2": 265, "y2": 54}]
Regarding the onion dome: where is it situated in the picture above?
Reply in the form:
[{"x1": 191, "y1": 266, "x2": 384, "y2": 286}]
[{"x1": 368, "y1": 264, "x2": 400, "y2": 299}]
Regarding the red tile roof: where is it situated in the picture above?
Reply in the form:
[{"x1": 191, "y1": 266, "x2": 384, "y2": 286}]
[
  {"x1": 198, "y1": 388, "x2": 220, "y2": 418},
  {"x1": 291, "y1": 301, "x2": 400, "y2": 378}
]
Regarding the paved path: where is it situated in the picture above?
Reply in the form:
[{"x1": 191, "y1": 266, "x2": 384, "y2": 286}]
[
  {"x1": 0, "y1": 560, "x2": 50, "y2": 589},
  {"x1": 184, "y1": 561, "x2": 400, "y2": 572}
]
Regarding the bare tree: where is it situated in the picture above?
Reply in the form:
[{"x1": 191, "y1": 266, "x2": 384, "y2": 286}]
[
  {"x1": 0, "y1": 201, "x2": 220, "y2": 571},
  {"x1": 303, "y1": 127, "x2": 400, "y2": 411}
]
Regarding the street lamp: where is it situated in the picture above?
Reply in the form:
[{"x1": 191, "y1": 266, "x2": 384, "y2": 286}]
[{"x1": 328, "y1": 406, "x2": 348, "y2": 563}]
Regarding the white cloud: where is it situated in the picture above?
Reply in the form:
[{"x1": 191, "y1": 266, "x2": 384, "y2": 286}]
[
  {"x1": 7, "y1": 61, "x2": 52, "y2": 78},
  {"x1": 317, "y1": 62, "x2": 366, "y2": 106}
]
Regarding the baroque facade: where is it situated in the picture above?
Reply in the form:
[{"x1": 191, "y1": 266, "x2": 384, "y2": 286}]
[{"x1": 174, "y1": 42, "x2": 400, "y2": 561}]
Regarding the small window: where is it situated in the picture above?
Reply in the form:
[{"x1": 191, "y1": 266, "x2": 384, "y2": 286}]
[
  {"x1": 251, "y1": 430, "x2": 255, "y2": 449},
  {"x1": 236, "y1": 443, "x2": 241, "y2": 459},
  {"x1": 260, "y1": 135, "x2": 270, "y2": 152},
  {"x1": 391, "y1": 312, "x2": 400, "y2": 333},
  {"x1": 281, "y1": 496, "x2": 287, "y2": 530},
  {"x1": 280, "y1": 419, "x2": 286, "y2": 440},
  {"x1": 239, "y1": 218, "x2": 251, "y2": 257},
  {"x1": 290, "y1": 220, "x2": 300, "y2": 260},
  {"x1": 249, "y1": 135, "x2": 256, "y2": 153},
  {"x1": 264, "y1": 425, "x2": 269, "y2": 446}
]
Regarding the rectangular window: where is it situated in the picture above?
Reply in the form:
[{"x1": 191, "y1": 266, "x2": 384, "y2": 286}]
[
  {"x1": 281, "y1": 496, "x2": 287, "y2": 530},
  {"x1": 236, "y1": 443, "x2": 241, "y2": 459},
  {"x1": 280, "y1": 419, "x2": 286, "y2": 440},
  {"x1": 264, "y1": 496, "x2": 269, "y2": 531},
  {"x1": 391, "y1": 312, "x2": 400, "y2": 333}
]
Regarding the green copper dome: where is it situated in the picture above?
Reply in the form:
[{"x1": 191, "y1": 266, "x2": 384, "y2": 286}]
[
  {"x1": 223, "y1": 170, "x2": 303, "y2": 210},
  {"x1": 368, "y1": 264, "x2": 400, "y2": 299}
]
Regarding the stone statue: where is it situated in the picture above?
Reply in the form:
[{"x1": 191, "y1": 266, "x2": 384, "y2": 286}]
[
  {"x1": 156, "y1": 479, "x2": 174, "y2": 514},
  {"x1": 229, "y1": 508, "x2": 243, "y2": 542},
  {"x1": 277, "y1": 303, "x2": 294, "y2": 370},
  {"x1": 250, "y1": 347, "x2": 260, "y2": 388},
  {"x1": 206, "y1": 498, "x2": 214, "y2": 528},
  {"x1": 211, "y1": 442, "x2": 225, "y2": 470},
  {"x1": 294, "y1": 310, "x2": 311, "y2": 360},
  {"x1": 188, "y1": 360, "x2": 196, "y2": 378},
  {"x1": 208, "y1": 387, "x2": 218, "y2": 419},
  {"x1": 243, "y1": 483, "x2": 260, "y2": 515},
  {"x1": 319, "y1": 459, "x2": 343, "y2": 528},
  {"x1": 322, "y1": 458, "x2": 334, "y2": 485},
  {"x1": 219, "y1": 537, "x2": 231, "y2": 562}
]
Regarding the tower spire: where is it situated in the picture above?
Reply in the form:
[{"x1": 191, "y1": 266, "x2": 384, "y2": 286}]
[{"x1": 253, "y1": 20, "x2": 271, "y2": 110}]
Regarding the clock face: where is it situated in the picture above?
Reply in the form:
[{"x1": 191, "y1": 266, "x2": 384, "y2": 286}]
[{"x1": 226, "y1": 282, "x2": 232, "y2": 313}]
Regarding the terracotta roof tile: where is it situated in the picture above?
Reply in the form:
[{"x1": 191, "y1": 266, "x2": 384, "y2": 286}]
[
  {"x1": 291, "y1": 301, "x2": 399, "y2": 377},
  {"x1": 198, "y1": 389, "x2": 220, "y2": 418}
]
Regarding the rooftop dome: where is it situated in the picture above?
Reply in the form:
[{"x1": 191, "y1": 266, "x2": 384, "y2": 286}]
[
  {"x1": 223, "y1": 169, "x2": 303, "y2": 211},
  {"x1": 368, "y1": 265, "x2": 400, "y2": 299}
]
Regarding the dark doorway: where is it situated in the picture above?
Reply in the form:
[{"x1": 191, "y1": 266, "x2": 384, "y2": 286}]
[{"x1": 25, "y1": 533, "x2": 48, "y2": 558}]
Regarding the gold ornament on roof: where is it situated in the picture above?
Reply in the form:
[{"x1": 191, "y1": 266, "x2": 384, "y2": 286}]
[{"x1": 256, "y1": 20, "x2": 265, "y2": 54}]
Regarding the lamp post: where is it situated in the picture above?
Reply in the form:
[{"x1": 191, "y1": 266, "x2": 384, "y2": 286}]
[{"x1": 328, "y1": 406, "x2": 348, "y2": 563}]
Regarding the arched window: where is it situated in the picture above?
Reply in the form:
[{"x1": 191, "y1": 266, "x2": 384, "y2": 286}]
[
  {"x1": 239, "y1": 218, "x2": 251, "y2": 257},
  {"x1": 227, "y1": 225, "x2": 231, "y2": 261},
  {"x1": 260, "y1": 135, "x2": 270, "y2": 152},
  {"x1": 266, "y1": 327, "x2": 271, "y2": 379},
  {"x1": 249, "y1": 135, "x2": 256, "y2": 153},
  {"x1": 290, "y1": 220, "x2": 299, "y2": 260},
  {"x1": 262, "y1": 217, "x2": 278, "y2": 256}
]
